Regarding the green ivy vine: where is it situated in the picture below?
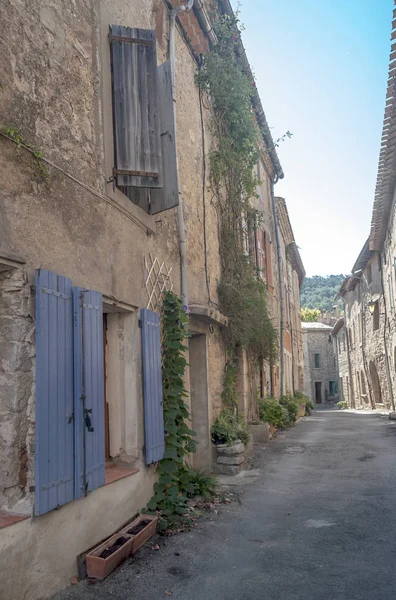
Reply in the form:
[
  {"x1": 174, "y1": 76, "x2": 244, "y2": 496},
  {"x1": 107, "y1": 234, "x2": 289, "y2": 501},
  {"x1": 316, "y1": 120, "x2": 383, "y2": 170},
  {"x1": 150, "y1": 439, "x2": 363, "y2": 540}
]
[
  {"x1": 145, "y1": 292, "x2": 197, "y2": 526},
  {"x1": 196, "y1": 14, "x2": 277, "y2": 365}
]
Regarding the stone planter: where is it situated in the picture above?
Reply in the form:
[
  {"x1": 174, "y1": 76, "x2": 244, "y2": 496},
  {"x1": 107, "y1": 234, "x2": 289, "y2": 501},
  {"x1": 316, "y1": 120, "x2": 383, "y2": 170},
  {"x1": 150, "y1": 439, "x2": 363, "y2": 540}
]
[
  {"x1": 121, "y1": 514, "x2": 158, "y2": 555},
  {"x1": 213, "y1": 440, "x2": 245, "y2": 475},
  {"x1": 269, "y1": 424, "x2": 277, "y2": 437},
  {"x1": 86, "y1": 533, "x2": 133, "y2": 580}
]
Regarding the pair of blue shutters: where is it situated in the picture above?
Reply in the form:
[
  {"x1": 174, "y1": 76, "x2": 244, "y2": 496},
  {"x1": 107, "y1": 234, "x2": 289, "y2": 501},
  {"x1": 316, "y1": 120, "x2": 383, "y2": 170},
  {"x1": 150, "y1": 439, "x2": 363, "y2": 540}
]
[{"x1": 35, "y1": 269, "x2": 164, "y2": 516}]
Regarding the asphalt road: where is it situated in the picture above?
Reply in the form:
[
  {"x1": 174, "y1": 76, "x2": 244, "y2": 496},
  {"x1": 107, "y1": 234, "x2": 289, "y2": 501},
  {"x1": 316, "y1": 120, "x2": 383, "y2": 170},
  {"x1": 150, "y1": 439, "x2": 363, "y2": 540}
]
[{"x1": 54, "y1": 409, "x2": 396, "y2": 600}]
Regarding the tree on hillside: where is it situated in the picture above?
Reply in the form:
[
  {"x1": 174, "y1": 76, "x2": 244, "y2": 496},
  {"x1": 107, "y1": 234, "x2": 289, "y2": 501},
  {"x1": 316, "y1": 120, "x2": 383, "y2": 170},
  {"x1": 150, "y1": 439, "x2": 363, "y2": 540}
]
[
  {"x1": 301, "y1": 274, "x2": 346, "y2": 312},
  {"x1": 301, "y1": 308, "x2": 321, "y2": 322}
]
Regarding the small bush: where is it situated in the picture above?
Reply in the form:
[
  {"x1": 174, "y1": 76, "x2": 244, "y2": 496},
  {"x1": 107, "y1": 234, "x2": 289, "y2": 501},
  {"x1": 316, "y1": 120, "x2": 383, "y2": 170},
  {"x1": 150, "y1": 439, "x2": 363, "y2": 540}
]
[
  {"x1": 305, "y1": 399, "x2": 315, "y2": 416},
  {"x1": 211, "y1": 410, "x2": 250, "y2": 446},
  {"x1": 259, "y1": 398, "x2": 288, "y2": 429},
  {"x1": 337, "y1": 400, "x2": 348, "y2": 410},
  {"x1": 185, "y1": 465, "x2": 219, "y2": 500},
  {"x1": 279, "y1": 394, "x2": 299, "y2": 427},
  {"x1": 294, "y1": 391, "x2": 314, "y2": 416}
]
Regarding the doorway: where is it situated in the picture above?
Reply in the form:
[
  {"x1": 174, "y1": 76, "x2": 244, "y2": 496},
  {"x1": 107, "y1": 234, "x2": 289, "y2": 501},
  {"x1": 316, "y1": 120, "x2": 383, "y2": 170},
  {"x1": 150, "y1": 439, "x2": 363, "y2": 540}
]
[
  {"x1": 315, "y1": 381, "x2": 322, "y2": 404},
  {"x1": 189, "y1": 334, "x2": 211, "y2": 471},
  {"x1": 369, "y1": 360, "x2": 382, "y2": 407}
]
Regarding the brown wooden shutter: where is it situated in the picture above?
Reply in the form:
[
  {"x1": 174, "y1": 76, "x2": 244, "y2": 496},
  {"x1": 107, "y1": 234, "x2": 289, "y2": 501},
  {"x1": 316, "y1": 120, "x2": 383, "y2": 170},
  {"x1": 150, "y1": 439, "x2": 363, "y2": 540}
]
[
  {"x1": 110, "y1": 25, "x2": 162, "y2": 188},
  {"x1": 150, "y1": 60, "x2": 179, "y2": 214},
  {"x1": 264, "y1": 231, "x2": 273, "y2": 288}
]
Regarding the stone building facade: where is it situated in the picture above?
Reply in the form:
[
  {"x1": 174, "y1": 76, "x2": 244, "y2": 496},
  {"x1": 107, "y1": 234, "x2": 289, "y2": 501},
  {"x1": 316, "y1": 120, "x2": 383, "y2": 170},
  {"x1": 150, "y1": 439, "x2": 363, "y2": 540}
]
[
  {"x1": 0, "y1": 1, "x2": 303, "y2": 598},
  {"x1": 332, "y1": 5, "x2": 396, "y2": 413},
  {"x1": 302, "y1": 322, "x2": 338, "y2": 404},
  {"x1": 276, "y1": 197, "x2": 305, "y2": 395}
]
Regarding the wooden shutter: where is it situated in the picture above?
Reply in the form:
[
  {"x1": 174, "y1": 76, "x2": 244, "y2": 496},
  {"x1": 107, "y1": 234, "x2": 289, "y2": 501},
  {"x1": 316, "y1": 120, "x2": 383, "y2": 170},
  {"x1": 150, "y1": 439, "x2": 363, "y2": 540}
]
[
  {"x1": 35, "y1": 269, "x2": 74, "y2": 515},
  {"x1": 141, "y1": 308, "x2": 165, "y2": 464},
  {"x1": 264, "y1": 231, "x2": 273, "y2": 288},
  {"x1": 150, "y1": 60, "x2": 179, "y2": 214},
  {"x1": 110, "y1": 25, "x2": 162, "y2": 188},
  {"x1": 74, "y1": 288, "x2": 105, "y2": 497}
]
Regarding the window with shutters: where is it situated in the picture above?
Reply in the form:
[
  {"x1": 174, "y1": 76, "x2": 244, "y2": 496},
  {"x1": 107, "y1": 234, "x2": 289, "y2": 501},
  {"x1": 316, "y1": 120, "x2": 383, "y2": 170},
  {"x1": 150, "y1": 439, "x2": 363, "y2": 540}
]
[
  {"x1": 35, "y1": 269, "x2": 164, "y2": 515},
  {"x1": 98, "y1": 0, "x2": 179, "y2": 217}
]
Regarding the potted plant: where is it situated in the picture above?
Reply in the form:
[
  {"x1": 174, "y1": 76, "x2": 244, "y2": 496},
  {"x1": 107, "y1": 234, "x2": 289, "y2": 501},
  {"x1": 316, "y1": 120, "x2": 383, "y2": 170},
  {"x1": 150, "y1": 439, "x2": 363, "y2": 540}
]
[
  {"x1": 86, "y1": 533, "x2": 133, "y2": 580},
  {"x1": 121, "y1": 514, "x2": 158, "y2": 555}
]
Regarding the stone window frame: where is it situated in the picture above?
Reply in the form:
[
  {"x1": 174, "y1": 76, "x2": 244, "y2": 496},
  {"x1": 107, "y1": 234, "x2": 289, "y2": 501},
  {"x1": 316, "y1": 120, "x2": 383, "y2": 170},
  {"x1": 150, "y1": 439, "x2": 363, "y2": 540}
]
[{"x1": 314, "y1": 353, "x2": 320, "y2": 368}]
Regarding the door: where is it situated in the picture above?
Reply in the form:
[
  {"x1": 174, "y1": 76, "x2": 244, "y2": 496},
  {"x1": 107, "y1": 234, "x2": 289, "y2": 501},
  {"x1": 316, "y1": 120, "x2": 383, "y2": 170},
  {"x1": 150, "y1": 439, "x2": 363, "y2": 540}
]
[
  {"x1": 189, "y1": 334, "x2": 210, "y2": 471},
  {"x1": 315, "y1": 381, "x2": 322, "y2": 404}
]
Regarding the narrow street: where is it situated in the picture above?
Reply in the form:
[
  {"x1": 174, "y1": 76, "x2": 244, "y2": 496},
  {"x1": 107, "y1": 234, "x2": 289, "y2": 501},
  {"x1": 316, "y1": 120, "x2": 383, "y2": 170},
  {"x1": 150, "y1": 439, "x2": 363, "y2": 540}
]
[{"x1": 55, "y1": 409, "x2": 396, "y2": 600}]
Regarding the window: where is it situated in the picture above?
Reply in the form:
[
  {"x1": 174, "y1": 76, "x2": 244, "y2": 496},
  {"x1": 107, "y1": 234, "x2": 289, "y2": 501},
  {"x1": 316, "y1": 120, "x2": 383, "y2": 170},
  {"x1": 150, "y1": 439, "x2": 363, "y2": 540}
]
[
  {"x1": 34, "y1": 269, "x2": 164, "y2": 515},
  {"x1": 329, "y1": 381, "x2": 336, "y2": 396},
  {"x1": 314, "y1": 353, "x2": 320, "y2": 368},
  {"x1": 372, "y1": 300, "x2": 380, "y2": 331},
  {"x1": 264, "y1": 231, "x2": 274, "y2": 288},
  {"x1": 315, "y1": 381, "x2": 322, "y2": 403},
  {"x1": 366, "y1": 263, "x2": 372, "y2": 285},
  {"x1": 99, "y1": 5, "x2": 178, "y2": 216}
]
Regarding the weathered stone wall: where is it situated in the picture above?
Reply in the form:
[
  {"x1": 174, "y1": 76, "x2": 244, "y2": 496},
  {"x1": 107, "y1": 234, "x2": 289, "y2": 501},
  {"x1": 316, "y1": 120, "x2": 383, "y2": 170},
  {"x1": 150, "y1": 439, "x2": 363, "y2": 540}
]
[
  {"x1": 0, "y1": 268, "x2": 35, "y2": 510},
  {"x1": 334, "y1": 324, "x2": 350, "y2": 404},
  {"x1": 342, "y1": 255, "x2": 392, "y2": 409},
  {"x1": 381, "y1": 189, "x2": 396, "y2": 410},
  {"x1": 302, "y1": 327, "x2": 338, "y2": 404}
]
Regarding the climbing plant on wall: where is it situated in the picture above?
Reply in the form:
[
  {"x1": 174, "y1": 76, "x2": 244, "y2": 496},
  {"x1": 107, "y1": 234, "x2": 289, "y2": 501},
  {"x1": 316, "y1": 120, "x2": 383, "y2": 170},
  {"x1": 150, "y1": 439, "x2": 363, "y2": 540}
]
[
  {"x1": 196, "y1": 14, "x2": 277, "y2": 365},
  {"x1": 145, "y1": 292, "x2": 197, "y2": 527}
]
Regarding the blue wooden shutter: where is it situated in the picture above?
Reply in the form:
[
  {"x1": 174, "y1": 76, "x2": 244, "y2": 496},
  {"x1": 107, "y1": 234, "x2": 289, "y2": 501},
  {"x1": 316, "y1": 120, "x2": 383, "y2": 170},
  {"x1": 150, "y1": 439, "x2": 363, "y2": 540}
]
[
  {"x1": 74, "y1": 288, "x2": 105, "y2": 497},
  {"x1": 35, "y1": 269, "x2": 74, "y2": 515},
  {"x1": 141, "y1": 309, "x2": 165, "y2": 464}
]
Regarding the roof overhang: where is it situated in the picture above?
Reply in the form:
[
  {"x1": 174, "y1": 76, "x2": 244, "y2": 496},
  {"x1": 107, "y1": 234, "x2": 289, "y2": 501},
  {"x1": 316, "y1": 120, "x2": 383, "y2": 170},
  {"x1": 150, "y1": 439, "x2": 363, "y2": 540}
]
[
  {"x1": 369, "y1": 10, "x2": 396, "y2": 251},
  {"x1": 189, "y1": 304, "x2": 228, "y2": 327}
]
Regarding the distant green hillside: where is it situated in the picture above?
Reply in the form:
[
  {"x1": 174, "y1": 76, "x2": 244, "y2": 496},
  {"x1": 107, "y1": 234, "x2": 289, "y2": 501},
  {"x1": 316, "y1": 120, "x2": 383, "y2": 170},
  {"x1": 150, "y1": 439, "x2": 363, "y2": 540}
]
[{"x1": 301, "y1": 275, "x2": 346, "y2": 312}]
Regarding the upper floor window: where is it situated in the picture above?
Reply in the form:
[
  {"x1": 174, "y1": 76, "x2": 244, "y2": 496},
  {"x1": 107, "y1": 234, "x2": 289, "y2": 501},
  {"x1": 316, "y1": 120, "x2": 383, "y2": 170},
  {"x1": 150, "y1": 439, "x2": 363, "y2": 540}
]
[
  {"x1": 101, "y1": 20, "x2": 178, "y2": 215},
  {"x1": 314, "y1": 353, "x2": 320, "y2": 368}
]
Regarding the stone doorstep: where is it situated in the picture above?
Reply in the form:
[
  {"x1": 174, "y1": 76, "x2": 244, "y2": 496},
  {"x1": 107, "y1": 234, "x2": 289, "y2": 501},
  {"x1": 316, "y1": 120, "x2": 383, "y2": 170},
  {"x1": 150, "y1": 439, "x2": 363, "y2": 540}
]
[
  {"x1": 217, "y1": 454, "x2": 245, "y2": 466},
  {"x1": 212, "y1": 463, "x2": 242, "y2": 476}
]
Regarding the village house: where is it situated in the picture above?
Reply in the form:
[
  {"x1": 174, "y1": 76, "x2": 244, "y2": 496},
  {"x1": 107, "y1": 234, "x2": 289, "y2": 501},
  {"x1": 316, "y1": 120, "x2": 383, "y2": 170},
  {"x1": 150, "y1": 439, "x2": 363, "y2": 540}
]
[
  {"x1": 276, "y1": 197, "x2": 305, "y2": 395},
  {"x1": 302, "y1": 322, "x2": 338, "y2": 405},
  {"x1": 332, "y1": 12, "x2": 396, "y2": 413},
  {"x1": 0, "y1": 1, "x2": 304, "y2": 598}
]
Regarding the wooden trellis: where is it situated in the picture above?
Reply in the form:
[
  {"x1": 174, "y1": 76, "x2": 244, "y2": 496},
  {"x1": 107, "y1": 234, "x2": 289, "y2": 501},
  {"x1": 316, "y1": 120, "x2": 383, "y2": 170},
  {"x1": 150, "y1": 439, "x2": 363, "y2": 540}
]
[{"x1": 144, "y1": 254, "x2": 173, "y2": 310}]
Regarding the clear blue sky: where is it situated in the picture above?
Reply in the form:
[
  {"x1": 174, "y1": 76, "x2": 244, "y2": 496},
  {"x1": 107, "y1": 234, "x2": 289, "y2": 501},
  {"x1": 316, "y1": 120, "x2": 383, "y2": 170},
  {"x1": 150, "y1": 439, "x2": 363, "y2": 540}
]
[{"x1": 232, "y1": 0, "x2": 393, "y2": 276}]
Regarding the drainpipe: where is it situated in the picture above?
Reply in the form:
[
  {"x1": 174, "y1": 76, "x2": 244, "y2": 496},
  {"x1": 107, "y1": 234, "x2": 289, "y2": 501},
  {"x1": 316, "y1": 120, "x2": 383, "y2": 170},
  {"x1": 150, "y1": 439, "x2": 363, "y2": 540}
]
[
  {"x1": 378, "y1": 253, "x2": 395, "y2": 411},
  {"x1": 270, "y1": 179, "x2": 284, "y2": 397},
  {"x1": 169, "y1": 0, "x2": 195, "y2": 311}
]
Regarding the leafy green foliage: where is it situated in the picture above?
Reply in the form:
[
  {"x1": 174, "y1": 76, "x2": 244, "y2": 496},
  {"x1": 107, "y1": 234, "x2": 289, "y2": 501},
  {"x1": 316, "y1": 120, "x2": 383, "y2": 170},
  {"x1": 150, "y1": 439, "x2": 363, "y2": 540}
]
[
  {"x1": 185, "y1": 466, "x2": 219, "y2": 501},
  {"x1": 301, "y1": 307, "x2": 321, "y2": 322},
  {"x1": 0, "y1": 126, "x2": 50, "y2": 182},
  {"x1": 337, "y1": 400, "x2": 348, "y2": 410},
  {"x1": 279, "y1": 395, "x2": 300, "y2": 427},
  {"x1": 221, "y1": 360, "x2": 238, "y2": 410},
  {"x1": 211, "y1": 409, "x2": 250, "y2": 446},
  {"x1": 294, "y1": 390, "x2": 314, "y2": 415},
  {"x1": 258, "y1": 398, "x2": 288, "y2": 429},
  {"x1": 301, "y1": 275, "x2": 346, "y2": 313},
  {"x1": 144, "y1": 292, "x2": 197, "y2": 525},
  {"x1": 197, "y1": 14, "x2": 277, "y2": 363}
]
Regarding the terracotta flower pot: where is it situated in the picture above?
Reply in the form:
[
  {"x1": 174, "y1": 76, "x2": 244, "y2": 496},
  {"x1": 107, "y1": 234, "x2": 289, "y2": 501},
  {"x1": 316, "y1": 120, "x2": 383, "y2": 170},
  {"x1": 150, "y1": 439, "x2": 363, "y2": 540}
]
[
  {"x1": 122, "y1": 514, "x2": 158, "y2": 555},
  {"x1": 86, "y1": 533, "x2": 133, "y2": 580}
]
